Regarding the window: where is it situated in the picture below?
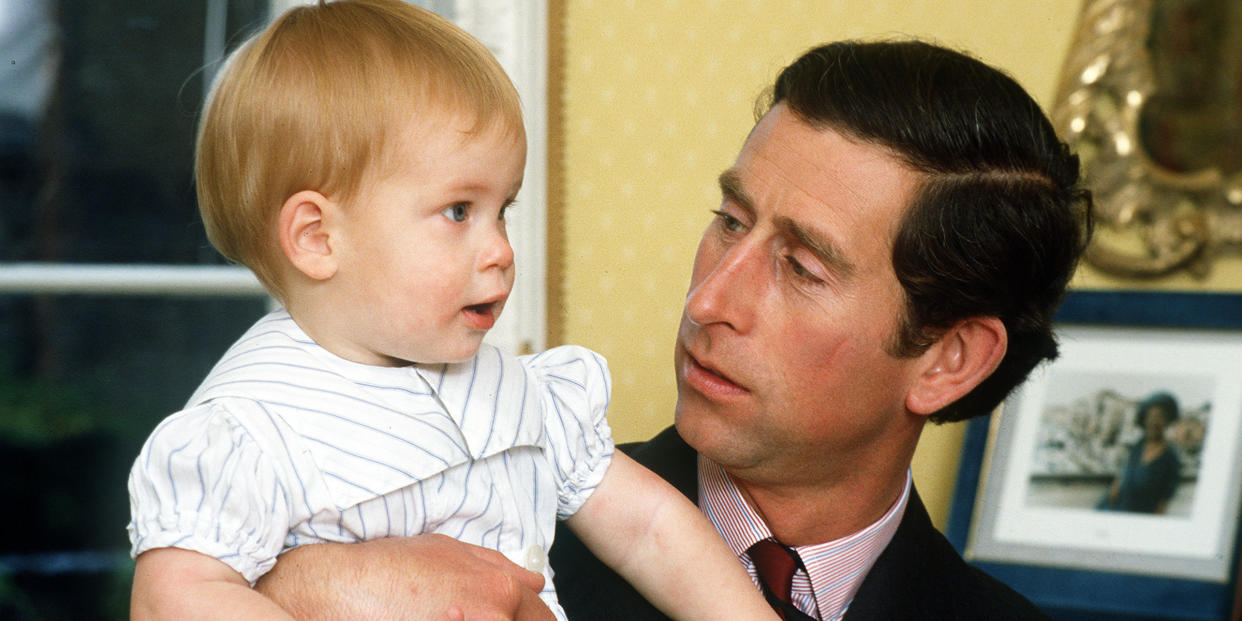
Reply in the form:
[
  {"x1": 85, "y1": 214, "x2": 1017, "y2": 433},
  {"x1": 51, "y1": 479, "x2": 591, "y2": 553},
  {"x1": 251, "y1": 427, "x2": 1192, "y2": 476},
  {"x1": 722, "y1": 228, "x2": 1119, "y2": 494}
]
[{"x1": 0, "y1": 2, "x2": 546, "y2": 618}]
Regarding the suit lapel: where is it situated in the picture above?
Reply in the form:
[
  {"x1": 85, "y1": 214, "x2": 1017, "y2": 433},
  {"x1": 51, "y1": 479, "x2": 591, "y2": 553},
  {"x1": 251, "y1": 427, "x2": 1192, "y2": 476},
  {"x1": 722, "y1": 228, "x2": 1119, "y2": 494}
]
[{"x1": 843, "y1": 487, "x2": 937, "y2": 619}]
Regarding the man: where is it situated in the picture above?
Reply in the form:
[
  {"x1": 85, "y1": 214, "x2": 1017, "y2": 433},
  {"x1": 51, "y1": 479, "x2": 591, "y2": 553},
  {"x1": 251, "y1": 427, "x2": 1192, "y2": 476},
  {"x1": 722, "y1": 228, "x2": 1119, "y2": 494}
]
[{"x1": 256, "y1": 39, "x2": 1091, "y2": 620}]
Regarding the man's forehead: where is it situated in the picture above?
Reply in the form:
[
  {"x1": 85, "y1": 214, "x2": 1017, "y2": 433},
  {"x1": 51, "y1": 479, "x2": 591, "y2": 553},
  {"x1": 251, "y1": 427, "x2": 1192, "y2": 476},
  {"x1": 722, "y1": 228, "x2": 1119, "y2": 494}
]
[
  {"x1": 722, "y1": 136, "x2": 902, "y2": 226},
  {"x1": 721, "y1": 107, "x2": 921, "y2": 269},
  {"x1": 737, "y1": 109, "x2": 902, "y2": 195}
]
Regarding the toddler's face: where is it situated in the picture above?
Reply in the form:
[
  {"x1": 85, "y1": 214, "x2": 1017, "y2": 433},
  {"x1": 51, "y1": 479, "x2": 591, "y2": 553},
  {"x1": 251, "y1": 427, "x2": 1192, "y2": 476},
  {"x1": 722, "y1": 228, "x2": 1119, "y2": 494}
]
[{"x1": 329, "y1": 117, "x2": 525, "y2": 365}]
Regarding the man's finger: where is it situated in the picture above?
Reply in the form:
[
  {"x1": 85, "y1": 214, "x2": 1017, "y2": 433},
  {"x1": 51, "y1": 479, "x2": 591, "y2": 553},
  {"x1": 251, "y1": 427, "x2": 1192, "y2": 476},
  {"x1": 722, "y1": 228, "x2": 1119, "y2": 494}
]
[
  {"x1": 461, "y1": 542, "x2": 546, "y2": 593},
  {"x1": 514, "y1": 584, "x2": 557, "y2": 621}
]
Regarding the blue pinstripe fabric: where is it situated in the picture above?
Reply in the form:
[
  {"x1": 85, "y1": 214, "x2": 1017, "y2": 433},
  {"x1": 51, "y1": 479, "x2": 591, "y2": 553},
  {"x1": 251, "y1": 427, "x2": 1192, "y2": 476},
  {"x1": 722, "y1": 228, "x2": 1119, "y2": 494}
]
[{"x1": 128, "y1": 310, "x2": 614, "y2": 620}]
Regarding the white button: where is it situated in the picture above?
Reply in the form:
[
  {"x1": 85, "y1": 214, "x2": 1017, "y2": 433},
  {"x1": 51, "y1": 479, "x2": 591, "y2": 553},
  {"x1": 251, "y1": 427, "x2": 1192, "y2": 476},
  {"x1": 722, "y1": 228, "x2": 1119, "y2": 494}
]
[{"x1": 523, "y1": 544, "x2": 547, "y2": 573}]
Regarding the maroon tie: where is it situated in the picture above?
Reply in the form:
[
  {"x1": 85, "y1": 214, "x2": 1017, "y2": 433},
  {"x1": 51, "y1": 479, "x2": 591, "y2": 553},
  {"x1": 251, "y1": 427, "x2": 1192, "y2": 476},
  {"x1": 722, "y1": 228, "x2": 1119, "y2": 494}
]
[{"x1": 749, "y1": 539, "x2": 800, "y2": 619}]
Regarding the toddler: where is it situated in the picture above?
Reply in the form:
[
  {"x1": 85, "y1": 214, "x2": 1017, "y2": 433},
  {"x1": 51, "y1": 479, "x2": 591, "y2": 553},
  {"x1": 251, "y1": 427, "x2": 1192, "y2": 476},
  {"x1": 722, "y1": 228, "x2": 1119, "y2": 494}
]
[{"x1": 125, "y1": 1, "x2": 779, "y2": 620}]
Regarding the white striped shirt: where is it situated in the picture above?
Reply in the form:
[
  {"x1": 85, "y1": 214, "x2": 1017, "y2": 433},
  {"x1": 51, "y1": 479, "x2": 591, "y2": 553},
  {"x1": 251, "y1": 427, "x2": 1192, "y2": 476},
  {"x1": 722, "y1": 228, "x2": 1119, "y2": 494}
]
[
  {"x1": 127, "y1": 310, "x2": 613, "y2": 620},
  {"x1": 698, "y1": 456, "x2": 910, "y2": 620}
]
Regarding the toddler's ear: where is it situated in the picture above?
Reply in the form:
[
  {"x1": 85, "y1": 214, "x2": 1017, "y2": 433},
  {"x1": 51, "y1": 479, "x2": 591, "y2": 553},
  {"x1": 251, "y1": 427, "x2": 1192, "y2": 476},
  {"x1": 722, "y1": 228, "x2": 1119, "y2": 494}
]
[{"x1": 278, "y1": 190, "x2": 338, "y2": 281}]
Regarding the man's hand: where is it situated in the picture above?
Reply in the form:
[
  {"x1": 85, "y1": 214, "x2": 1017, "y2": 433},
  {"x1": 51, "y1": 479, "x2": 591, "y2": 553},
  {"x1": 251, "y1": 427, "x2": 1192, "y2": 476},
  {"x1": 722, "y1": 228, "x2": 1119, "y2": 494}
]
[{"x1": 255, "y1": 534, "x2": 555, "y2": 621}]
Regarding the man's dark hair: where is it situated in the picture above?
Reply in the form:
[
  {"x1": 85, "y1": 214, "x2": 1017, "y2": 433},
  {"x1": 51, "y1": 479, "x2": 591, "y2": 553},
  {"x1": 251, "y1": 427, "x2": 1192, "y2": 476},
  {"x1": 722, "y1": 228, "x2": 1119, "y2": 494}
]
[{"x1": 763, "y1": 39, "x2": 1094, "y2": 423}]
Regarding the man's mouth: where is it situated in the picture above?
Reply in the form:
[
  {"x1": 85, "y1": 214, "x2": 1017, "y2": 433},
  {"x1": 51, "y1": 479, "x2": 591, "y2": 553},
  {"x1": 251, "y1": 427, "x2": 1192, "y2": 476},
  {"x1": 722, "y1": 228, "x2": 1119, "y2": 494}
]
[
  {"x1": 694, "y1": 356, "x2": 730, "y2": 381},
  {"x1": 682, "y1": 347, "x2": 749, "y2": 397}
]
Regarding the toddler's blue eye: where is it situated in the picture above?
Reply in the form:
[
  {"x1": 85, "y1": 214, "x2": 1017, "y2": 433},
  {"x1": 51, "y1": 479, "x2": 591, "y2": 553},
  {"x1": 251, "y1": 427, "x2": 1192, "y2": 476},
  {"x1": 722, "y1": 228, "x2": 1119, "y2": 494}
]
[{"x1": 442, "y1": 203, "x2": 468, "y2": 222}]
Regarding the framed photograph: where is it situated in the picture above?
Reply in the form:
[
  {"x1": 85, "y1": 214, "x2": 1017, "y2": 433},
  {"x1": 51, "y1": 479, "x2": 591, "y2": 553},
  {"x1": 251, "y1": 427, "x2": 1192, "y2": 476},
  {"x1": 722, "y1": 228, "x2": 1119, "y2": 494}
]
[{"x1": 948, "y1": 291, "x2": 1242, "y2": 620}]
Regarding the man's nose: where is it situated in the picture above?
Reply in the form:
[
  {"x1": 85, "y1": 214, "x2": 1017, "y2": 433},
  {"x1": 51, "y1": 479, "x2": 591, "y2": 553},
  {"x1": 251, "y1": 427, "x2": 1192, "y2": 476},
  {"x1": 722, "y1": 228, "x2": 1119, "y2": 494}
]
[{"x1": 683, "y1": 239, "x2": 761, "y2": 333}]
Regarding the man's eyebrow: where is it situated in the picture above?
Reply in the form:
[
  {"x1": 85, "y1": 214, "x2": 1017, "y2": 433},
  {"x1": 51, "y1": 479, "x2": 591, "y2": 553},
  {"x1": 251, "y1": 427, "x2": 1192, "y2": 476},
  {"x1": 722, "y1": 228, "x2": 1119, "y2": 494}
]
[
  {"x1": 717, "y1": 170, "x2": 756, "y2": 219},
  {"x1": 775, "y1": 215, "x2": 855, "y2": 279}
]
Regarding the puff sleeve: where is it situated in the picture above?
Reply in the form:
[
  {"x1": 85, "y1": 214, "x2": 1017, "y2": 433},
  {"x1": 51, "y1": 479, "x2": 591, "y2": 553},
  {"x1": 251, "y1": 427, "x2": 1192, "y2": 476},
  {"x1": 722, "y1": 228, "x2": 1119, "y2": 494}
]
[
  {"x1": 126, "y1": 402, "x2": 295, "y2": 584},
  {"x1": 522, "y1": 345, "x2": 615, "y2": 520}
]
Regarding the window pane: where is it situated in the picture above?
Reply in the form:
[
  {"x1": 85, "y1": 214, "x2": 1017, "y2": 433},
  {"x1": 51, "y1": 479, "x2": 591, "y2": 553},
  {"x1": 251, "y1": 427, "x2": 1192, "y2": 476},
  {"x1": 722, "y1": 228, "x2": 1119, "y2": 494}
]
[
  {"x1": 0, "y1": 294, "x2": 268, "y2": 620},
  {"x1": 1, "y1": 1, "x2": 271, "y2": 618},
  {"x1": 0, "y1": 0, "x2": 267, "y2": 263}
]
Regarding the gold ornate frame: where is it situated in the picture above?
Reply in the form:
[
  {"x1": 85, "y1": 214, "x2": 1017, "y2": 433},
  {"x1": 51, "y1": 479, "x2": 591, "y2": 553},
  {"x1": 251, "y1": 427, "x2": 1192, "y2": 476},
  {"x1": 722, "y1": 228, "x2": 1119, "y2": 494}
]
[{"x1": 1052, "y1": 0, "x2": 1242, "y2": 279}]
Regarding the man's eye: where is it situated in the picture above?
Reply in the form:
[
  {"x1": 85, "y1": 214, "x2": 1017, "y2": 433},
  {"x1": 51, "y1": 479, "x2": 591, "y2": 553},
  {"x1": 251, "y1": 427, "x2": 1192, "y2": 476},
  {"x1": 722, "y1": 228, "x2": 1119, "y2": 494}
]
[
  {"x1": 442, "y1": 203, "x2": 468, "y2": 222},
  {"x1": 785, "y1": 255, "x2": 823, "y2": 283},
  {"x1": 711, "y1": 210, "x2": 743, "y2": 232}
]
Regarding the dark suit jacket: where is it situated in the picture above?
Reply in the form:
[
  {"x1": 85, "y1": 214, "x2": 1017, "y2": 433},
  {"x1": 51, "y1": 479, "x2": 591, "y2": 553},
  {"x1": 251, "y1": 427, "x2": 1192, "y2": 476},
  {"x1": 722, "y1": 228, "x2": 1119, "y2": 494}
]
[{"x1": 550, "y1": 426, "x2": 1051, "y2": 620}]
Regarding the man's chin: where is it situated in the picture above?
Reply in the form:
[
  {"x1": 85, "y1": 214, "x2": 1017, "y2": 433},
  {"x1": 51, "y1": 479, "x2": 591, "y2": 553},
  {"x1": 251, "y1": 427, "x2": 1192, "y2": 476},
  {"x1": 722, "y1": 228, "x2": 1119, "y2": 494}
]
[
  {"x1": 673, "y1": 398, "x2": 732, "y2": 457},
  {"x1": 675, "y1": 406, "x2": 774, "y2": 475}
]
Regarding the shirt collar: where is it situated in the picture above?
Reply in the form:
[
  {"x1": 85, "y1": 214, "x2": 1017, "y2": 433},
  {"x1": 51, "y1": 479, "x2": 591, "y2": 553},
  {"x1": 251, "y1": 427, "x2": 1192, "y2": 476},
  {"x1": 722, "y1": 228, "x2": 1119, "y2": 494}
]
[{"x1": 697, "y1": 455, "x2": 910, "y2": 620}]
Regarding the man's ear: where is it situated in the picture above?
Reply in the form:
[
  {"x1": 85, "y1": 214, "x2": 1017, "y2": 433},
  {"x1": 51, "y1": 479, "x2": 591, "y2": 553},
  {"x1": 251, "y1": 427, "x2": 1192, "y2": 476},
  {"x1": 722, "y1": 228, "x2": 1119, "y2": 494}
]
[
  {"x1": 278, "y1": 190, "x2": 339, "y2": 281},
  {"x1": 905, "y1": 316, "x2": 1007, "y2": 416}
]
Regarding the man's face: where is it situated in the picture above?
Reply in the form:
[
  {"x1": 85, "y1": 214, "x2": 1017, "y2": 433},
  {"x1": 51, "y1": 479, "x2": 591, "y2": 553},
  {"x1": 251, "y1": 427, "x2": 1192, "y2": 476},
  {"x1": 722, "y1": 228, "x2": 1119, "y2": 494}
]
[{"x1": 674, "y1": 104, "x2": 926, "y2": 486}]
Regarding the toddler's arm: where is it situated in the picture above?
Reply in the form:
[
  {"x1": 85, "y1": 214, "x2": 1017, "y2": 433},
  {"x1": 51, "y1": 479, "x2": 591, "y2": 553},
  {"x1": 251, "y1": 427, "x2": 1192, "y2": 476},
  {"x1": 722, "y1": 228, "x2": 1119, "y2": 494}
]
[
  {"x1": 131, "y1": 547, "x2": 296, "y2": 621},
  {"x1": 565, "y1": 452, "x2": 779, "y2": 621}
]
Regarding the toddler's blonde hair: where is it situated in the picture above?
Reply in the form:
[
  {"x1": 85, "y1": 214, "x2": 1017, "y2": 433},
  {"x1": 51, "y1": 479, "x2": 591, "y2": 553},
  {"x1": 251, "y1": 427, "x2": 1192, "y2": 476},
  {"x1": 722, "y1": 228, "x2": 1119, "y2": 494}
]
[{"x1": 195, "y1": 0, "x2": 523, "y2": 300}]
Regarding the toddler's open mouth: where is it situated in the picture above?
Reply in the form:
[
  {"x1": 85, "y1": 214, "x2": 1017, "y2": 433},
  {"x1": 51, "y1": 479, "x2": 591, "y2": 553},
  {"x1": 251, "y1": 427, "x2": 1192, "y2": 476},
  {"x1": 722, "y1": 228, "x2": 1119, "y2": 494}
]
[{"x1": 463, "y1": 300, "x2": 500, "y2": 329}]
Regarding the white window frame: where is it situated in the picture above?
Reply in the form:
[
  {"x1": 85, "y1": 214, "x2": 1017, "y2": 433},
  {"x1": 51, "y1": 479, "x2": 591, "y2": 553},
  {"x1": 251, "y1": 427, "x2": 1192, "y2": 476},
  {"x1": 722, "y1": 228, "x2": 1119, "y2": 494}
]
[{"x1": 0, "y1": 0, "x2": 548, "y2": 356}]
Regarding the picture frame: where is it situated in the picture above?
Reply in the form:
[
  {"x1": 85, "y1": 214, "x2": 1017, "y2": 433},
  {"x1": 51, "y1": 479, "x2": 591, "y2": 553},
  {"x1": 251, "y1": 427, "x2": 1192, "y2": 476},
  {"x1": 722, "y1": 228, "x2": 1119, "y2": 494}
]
[{"x1": 948, "y1": 290, "x2": 1242, "y2": 621}]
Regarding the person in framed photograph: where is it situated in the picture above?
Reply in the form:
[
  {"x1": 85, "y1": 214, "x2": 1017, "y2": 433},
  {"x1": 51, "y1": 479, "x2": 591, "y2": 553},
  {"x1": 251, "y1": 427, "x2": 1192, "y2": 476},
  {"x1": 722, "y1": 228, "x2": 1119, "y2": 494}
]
[{"x1": 1098, "y1": 391, "x2": 1183, "y2": 515}]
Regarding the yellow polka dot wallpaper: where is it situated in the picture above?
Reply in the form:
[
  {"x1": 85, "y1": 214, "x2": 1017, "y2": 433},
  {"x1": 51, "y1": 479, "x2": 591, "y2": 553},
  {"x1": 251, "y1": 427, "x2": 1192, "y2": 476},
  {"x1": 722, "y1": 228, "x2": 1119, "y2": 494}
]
[{"x1": 554, "y1": 0, "x2": 1084, "y2": 524}]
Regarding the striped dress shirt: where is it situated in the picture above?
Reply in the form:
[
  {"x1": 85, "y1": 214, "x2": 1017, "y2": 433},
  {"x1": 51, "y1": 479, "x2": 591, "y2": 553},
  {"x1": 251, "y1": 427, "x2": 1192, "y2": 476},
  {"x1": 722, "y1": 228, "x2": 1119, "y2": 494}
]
[
  {"x1": 698, "y1": 456, "x2": 910, "y2": 620},
  {"x1": 127, "y1": 310, "x2": 613, "y2": 620}
]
